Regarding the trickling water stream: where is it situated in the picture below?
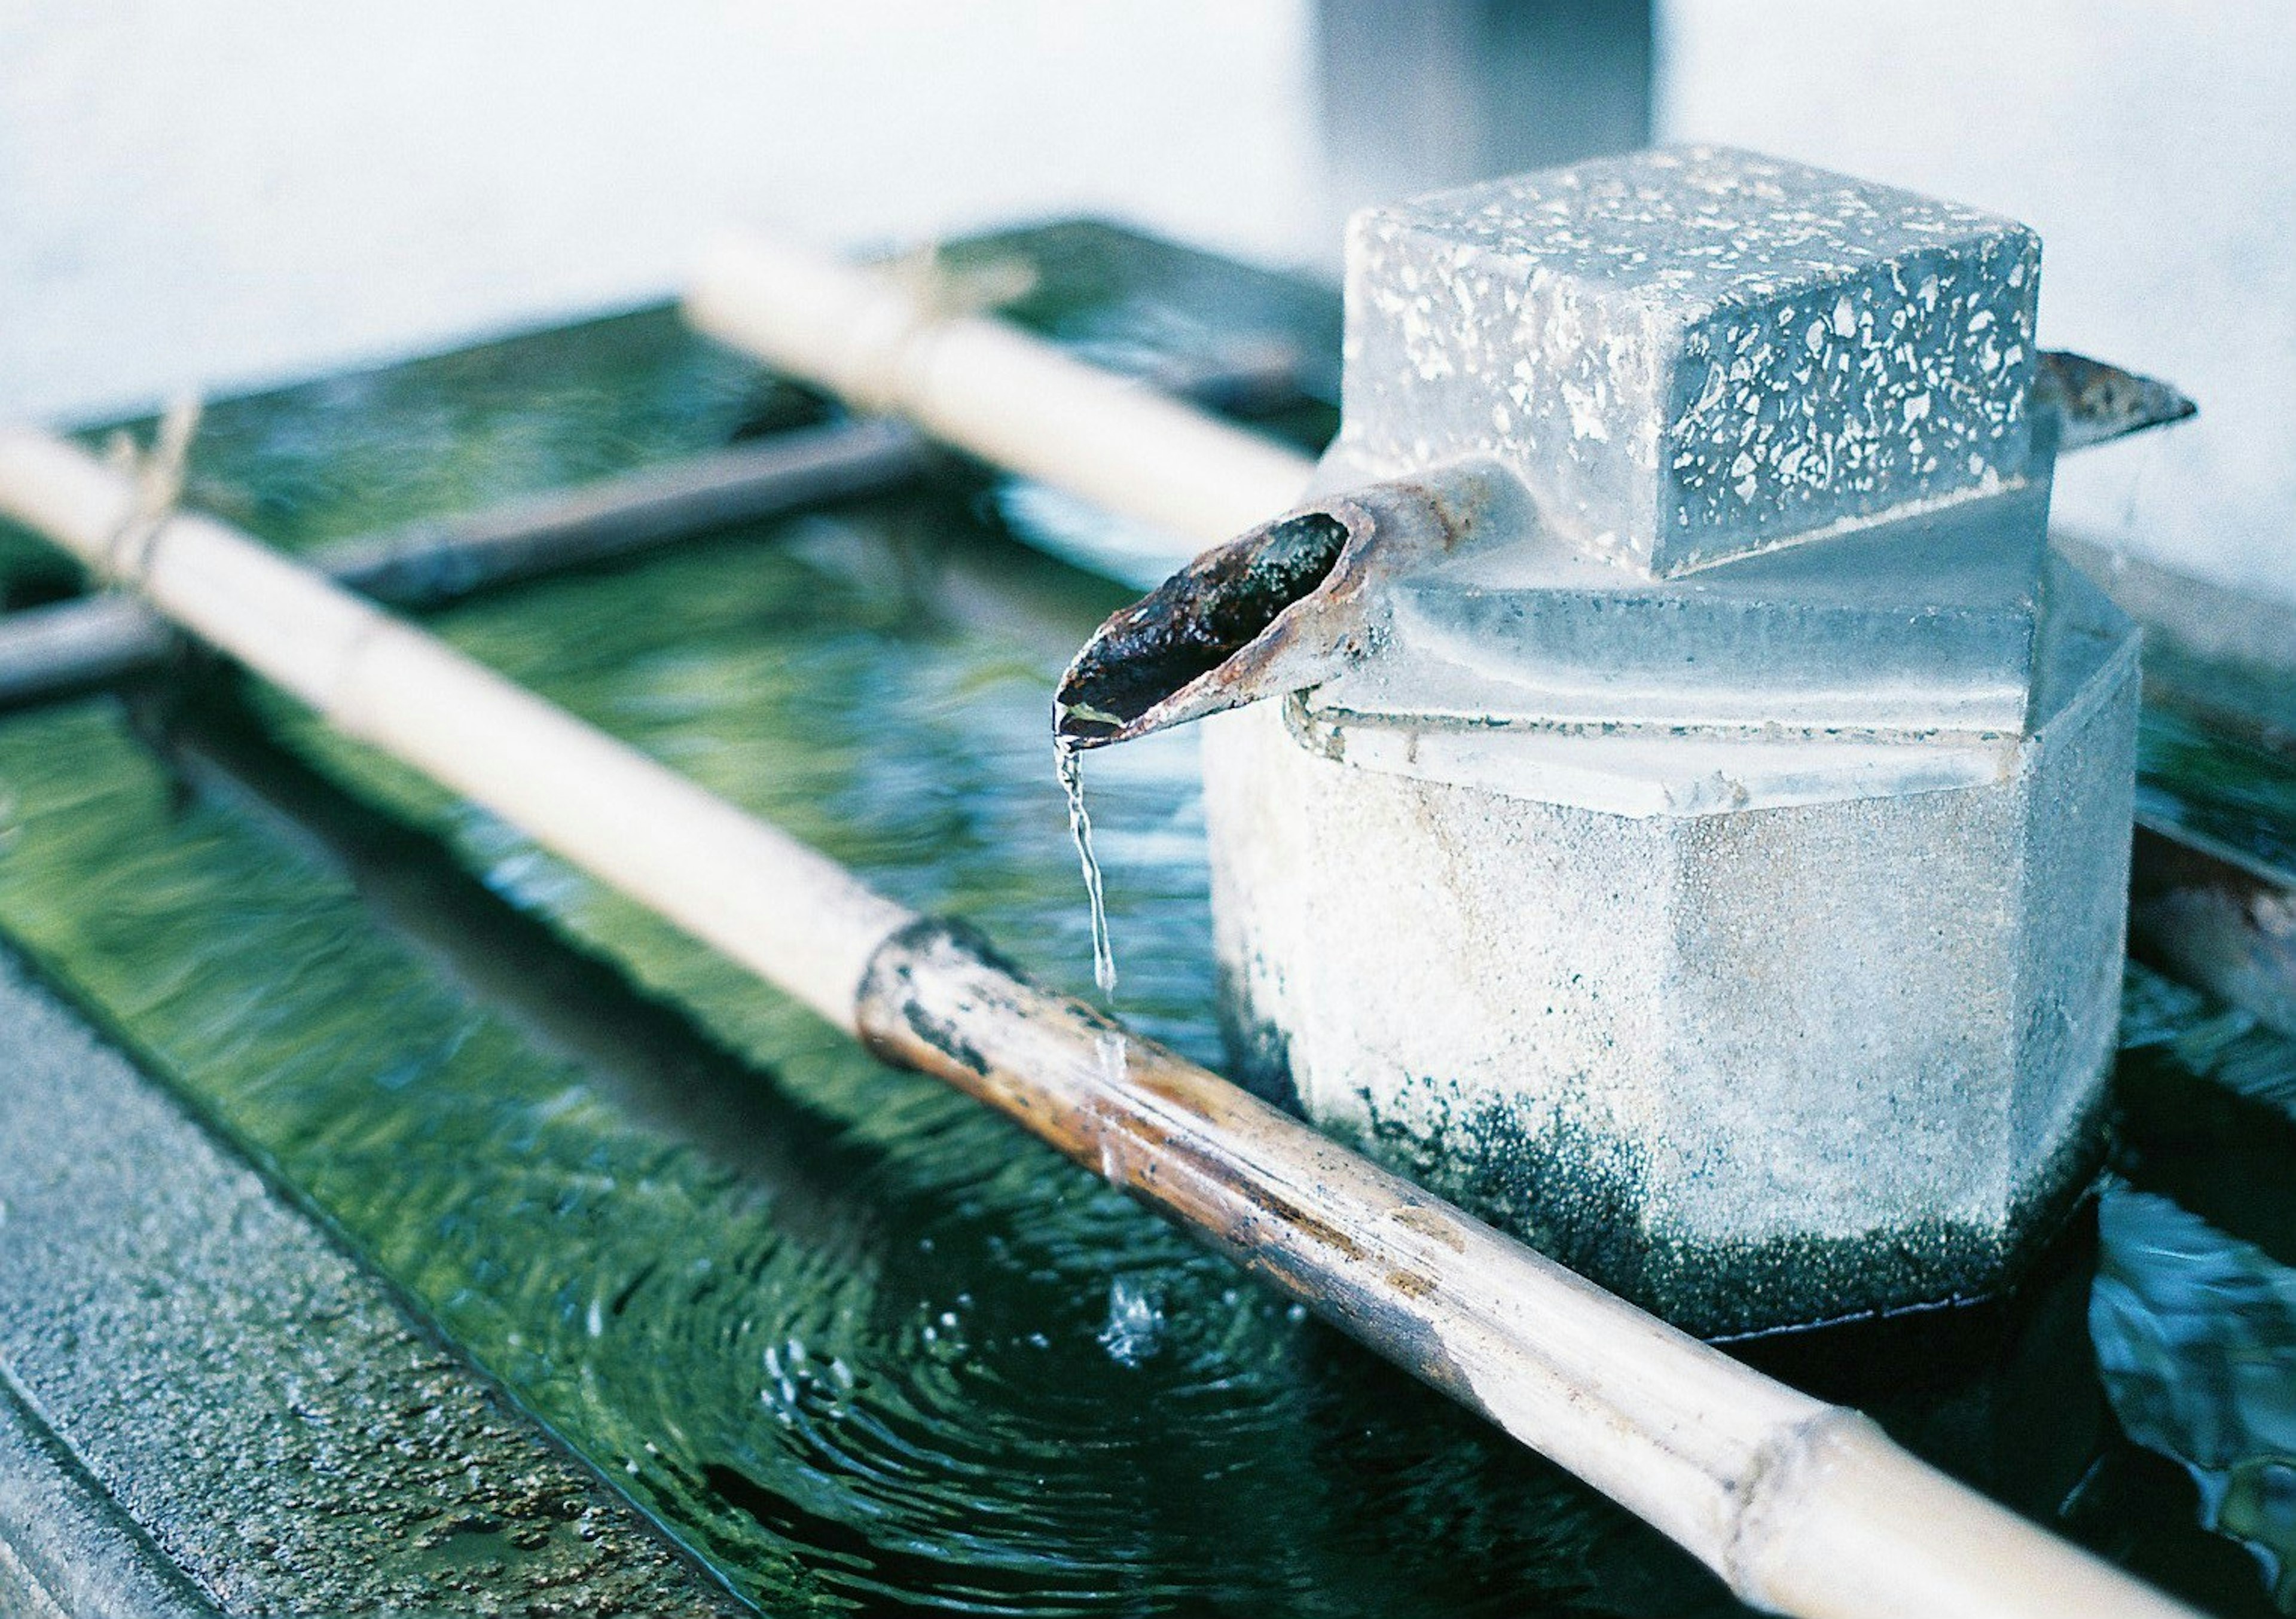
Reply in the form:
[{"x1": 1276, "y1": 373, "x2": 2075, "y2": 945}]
[{"x1": 1057, "y1": 741, "x2": 1119, "y2": 1000}]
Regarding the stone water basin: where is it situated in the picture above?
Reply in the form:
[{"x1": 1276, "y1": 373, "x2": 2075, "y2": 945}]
[{"x1": 0, "y1": 222, "x2": 2289, "y2": 1615}]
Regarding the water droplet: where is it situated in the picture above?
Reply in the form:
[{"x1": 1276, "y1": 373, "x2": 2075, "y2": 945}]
[{"x1": 1099, "y1": 1277, "x2": 1164, "y2": 1366}]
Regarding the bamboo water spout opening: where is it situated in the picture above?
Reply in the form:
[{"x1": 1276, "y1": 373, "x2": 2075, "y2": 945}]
[{"x1": 1055, "y1": 508, "x2": 1353, "y2": 746}]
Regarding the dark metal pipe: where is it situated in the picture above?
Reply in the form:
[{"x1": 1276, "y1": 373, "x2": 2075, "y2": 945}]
[{"x1": 0, "y1": 419, "x2": 935, "y2": 710}]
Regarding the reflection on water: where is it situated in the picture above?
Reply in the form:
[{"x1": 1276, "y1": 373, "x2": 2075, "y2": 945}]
[
  {"x1": 2138, "y1": 705, "x2": 2296, "y2": 884},
  {"x1": 2096, "y1": 1187, "x2": 2296, "y2": 1609},
  {"x1": 0, "y1": 533, "x2": 1730, "y2": 1617},
  {"x1": 2100, "y1": 970, "x2": 2296, "y2": 1611},
  {"x1": 0, "y1": 227, "x2": 2290, "y2": 1614}
]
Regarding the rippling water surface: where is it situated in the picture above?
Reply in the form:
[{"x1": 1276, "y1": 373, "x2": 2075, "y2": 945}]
[{"x1": 0, "y1": 225, "x2": 2292, "y2": 1615}]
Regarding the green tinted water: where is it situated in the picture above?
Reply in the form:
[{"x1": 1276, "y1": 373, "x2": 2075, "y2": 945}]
[{"x1": 0, "y1": 227, "x2": 2291, "y2": 1614}]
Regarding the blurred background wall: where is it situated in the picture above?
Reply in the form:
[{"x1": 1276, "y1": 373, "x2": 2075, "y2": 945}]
[
  {"x1": 2, "y1": 1, "x2": 2286, "y2": 601},
  {"x1": 1659, "y1": 1, "x2": 2296, "y2": 611},
  {"x1": 0, "y1": 1, "x2": 1320, "y2": 423}
]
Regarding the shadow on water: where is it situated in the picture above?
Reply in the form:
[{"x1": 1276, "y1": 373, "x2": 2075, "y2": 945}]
[{"x1": 123, "y1": 676, "x2": 912, "y2": 1265}]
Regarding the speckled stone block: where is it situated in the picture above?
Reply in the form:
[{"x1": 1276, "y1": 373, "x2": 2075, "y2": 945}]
[
  {"x1": 1338, "y1": 145, "x2": 2041, "y2": 576},
  {"x1": 1207, "y1": 561, "x2": 2137, "y2": 1337},
  {"x1": 1310, "y1": 467, "x2": 2050, "y2": 741},
  {"x1": 1184, "y1": 149, "x2": 2136, "y2": 1336}
]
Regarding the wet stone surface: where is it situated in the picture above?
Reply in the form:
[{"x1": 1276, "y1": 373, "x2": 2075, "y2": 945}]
[
  {"x1": 0, "y1": 1372, "x2": 212, "y2": 1619},
  {"x1": 0, "y1": 949, "x2": 743, "y2": 1617}
]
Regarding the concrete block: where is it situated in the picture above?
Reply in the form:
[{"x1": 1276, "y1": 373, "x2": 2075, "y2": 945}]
[
  {"x1": 1339, "y1": 146, "x2": 2041, "y2": 576},
  {"x1": 1205, "y1": 559, "x2": 2136, "y2": 1336}
]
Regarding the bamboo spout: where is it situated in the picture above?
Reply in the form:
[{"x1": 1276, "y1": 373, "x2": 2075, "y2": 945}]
[
  {"x1": 1054, "y1": 476, "x2": 1465, "y2": 748},
  {"x1": 2033, "y1": 350, "x2": 2197, "y2": 453}
]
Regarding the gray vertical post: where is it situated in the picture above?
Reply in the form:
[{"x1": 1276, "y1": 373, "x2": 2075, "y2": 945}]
[{"x1": 1314, "y1": 0, "x2": 1653, "y2": 254}]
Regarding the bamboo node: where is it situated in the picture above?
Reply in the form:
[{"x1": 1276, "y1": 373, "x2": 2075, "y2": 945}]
[
  {"x1": 1719, "y1": 1407, "x2": 1886, "y2": 1607},
  {"x1": 100, "y1": 394, "x2": 203, "y2": 584},
  {"x1": 844, "y1": 245, "x2": 1040, "y2": 417}
]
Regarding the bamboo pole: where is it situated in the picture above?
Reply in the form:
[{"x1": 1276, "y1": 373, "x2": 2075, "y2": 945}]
[
  {"x1": 687, "y1": 237, "x2": 1313, "y2": 542},
  {"x1": 0, "y1": 422, "x2": 2195, "y2": 1619},
  {"x1": 0, "y1": 429, "x2": 906, "y2": 1024}
]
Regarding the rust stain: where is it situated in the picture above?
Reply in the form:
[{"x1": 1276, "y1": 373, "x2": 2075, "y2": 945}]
[
  {"x1": 1393, "y1": 1203, "x2": 1470, "y2": 1253},
  {"x1": 1149, "y1": 1129, "x2": 1369, "y2": 1263},
  {"x1": 1385, "y1": 1266, "x2": 1436, "y2": 1300}
]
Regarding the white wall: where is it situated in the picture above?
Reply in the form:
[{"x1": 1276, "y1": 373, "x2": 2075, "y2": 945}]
[
  {"x1": 8, "y1": 4, "x2": 2288, "y2": 605},
  {"x1": 1660, "y1": 0, "x2": 2296, "y2": 604},
  {"x1": 0, "y1": 1, "x2": 1318, "y2": 426}
]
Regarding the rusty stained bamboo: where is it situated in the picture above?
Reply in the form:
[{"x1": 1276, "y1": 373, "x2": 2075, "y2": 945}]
[{"x1": 0, "y1": 418, "x2": 2197, "y2": 1619}]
